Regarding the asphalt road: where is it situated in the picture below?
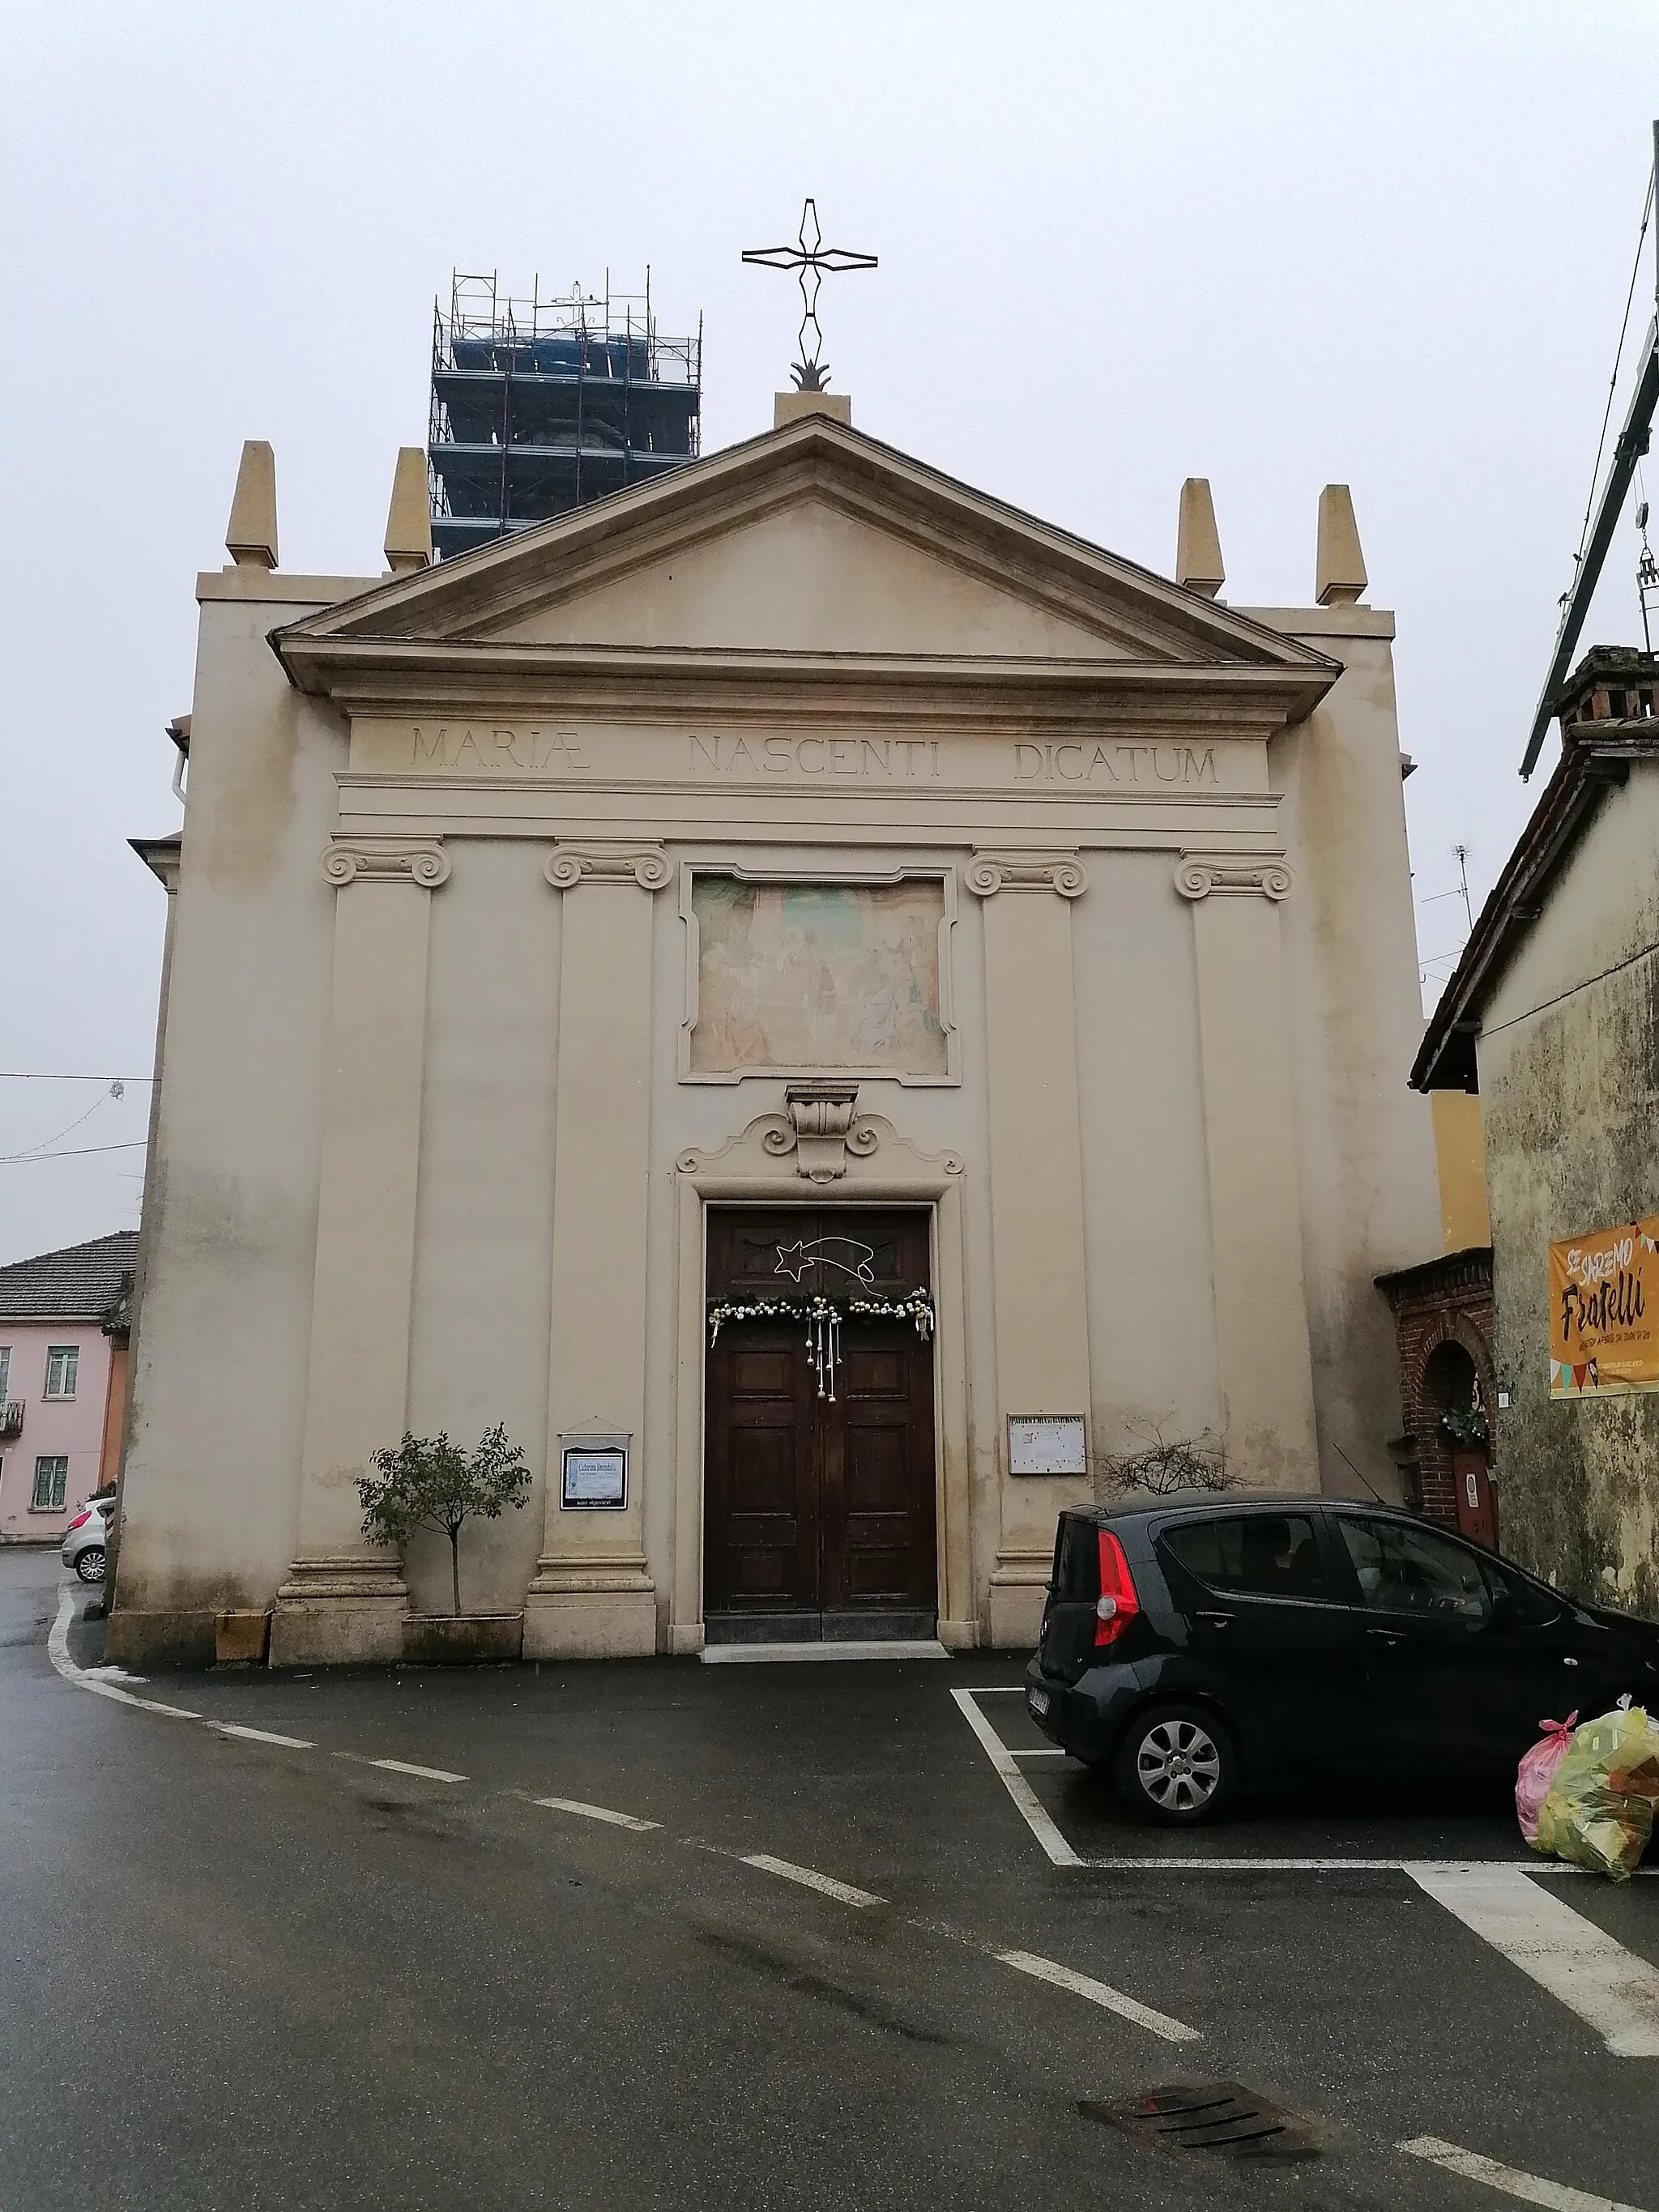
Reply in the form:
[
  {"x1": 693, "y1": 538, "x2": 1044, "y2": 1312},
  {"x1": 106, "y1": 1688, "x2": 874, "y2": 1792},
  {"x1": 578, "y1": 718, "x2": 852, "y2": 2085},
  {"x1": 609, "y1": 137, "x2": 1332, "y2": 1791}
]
[{"x1": 2, "y1": 1543, "x2": 1656, "y2": 2212}]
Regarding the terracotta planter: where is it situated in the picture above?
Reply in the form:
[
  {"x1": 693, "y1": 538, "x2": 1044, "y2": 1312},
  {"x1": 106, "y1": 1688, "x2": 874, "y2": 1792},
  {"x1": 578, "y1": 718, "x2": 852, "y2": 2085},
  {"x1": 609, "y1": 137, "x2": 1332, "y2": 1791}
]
[{"x1": 401, "y1": 1612, "x2": 523, "y2": 1665}]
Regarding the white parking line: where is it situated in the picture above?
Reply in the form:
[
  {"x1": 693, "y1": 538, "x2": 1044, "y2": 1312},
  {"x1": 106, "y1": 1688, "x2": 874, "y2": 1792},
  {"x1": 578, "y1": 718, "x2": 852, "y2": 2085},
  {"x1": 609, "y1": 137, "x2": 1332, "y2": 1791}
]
[
  {"x1": 950, "y1": 1687, "x2": 1082, "y2": 1868},
  {"x1": 1406, "y1": 1864, "x2": 1659, "y2": 2057},
  {"x1": 996, "y1": 1948, "x2": 1201, "y2": 2044},
  {"x1": 741, "y1": 1853, "x2": 885, "y2": 1907},
  {"x1": 215, "y1": 1723, "x2": 314, "y2": 1750},
  {"x1": 1399, "y1": 2134, "x2": 1648, "y2": 2211},
  {"x1": 366, "y1": 1758, "x2": 467, "y2": 1784},
  {"x1": 533, "y1": 1796, "x2": 662, "y2": 1833}
]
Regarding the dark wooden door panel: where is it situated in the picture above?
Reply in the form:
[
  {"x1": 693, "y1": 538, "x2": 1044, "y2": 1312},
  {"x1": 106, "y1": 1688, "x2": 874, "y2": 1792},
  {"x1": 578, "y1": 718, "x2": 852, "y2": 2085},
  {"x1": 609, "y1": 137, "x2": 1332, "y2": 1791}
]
[{"x1": 705, "y1": 1209, "x2": 936, "y2": 1629}]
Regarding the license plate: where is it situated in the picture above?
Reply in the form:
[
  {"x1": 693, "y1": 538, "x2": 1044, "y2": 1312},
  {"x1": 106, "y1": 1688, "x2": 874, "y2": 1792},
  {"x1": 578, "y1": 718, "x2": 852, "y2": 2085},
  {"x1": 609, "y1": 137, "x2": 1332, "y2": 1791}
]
[{"x1": 1028, "y1": 1688, "x2": 1051, "y2": 1716}]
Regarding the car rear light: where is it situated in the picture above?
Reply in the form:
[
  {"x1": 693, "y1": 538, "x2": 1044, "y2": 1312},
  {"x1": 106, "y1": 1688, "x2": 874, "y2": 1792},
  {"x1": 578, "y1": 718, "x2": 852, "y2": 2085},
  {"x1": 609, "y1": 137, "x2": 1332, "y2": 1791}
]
[
  {"x1": 1094, "y1": 1529, "x2": 1140, "y2": 1647},
  {"x1": 66, "y1": 1509, "x2": 93, "y2": 1532}
]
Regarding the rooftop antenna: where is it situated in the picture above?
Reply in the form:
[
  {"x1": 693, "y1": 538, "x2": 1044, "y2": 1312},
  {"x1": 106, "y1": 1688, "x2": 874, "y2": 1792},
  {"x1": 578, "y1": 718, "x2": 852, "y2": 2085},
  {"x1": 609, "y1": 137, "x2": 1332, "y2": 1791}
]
[
  {"x1": 1520, "y1": 121, "x2": 1659, "y2": 778},
  {"x1": 743, "y1": 198, "x2": 876, "y2": 392}
]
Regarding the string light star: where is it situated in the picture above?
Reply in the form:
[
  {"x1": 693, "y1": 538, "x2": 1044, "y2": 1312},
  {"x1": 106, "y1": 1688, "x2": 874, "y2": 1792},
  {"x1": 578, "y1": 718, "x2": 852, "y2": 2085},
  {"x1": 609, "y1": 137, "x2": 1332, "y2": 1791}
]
[{"x1": 743, "y1": 198, "x2": 877, "y2": 391}]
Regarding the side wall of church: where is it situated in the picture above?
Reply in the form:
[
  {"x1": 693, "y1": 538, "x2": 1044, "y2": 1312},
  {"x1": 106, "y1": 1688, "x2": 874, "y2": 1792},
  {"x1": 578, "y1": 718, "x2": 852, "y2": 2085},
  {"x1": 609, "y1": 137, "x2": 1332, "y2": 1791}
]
[
  {"x1": 110, "y1": 577, "x2": 361, "y2": 1660},
  {"x1": 1253, "y1": 605, "x2": 1444, "y2": 1502}
]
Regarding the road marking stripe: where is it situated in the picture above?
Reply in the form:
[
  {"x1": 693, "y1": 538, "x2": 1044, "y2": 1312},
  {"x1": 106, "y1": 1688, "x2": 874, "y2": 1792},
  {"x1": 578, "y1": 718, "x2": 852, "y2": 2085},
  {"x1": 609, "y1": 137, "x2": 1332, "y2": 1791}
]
[
  {"x1": 216, "y1": 1723, "x2": 314, "y2": 1750},
  {"x1": 950, "y1": 1687, "x2": 1082, "y2": 1869},
  {"x1": 1009, "y1": 1746, "x2": 1067, "y2": 1758},
  {"x1": 1405, "y1": 1863, "x2": 1659, "y2": 2057},
  {"x1": 532, "y1": 1796, "x2": 661, "y2": 1832},
  {"x1": 1076, "y1": 1857, "x2": 1659, "y2": 1874},
  {"x1": 1398, "y1": 2135, "x2": 1648, "y2": 2211},
  {"x1": 740, "y1": 1853, "x2": 885, "y2": 1907},
  {"x1": 996, "y1": 1949, "x2": 1201, "y2": 2044},
  {"x1": 366, "y1": 1758, "x2": 467, "y2": 1784}
]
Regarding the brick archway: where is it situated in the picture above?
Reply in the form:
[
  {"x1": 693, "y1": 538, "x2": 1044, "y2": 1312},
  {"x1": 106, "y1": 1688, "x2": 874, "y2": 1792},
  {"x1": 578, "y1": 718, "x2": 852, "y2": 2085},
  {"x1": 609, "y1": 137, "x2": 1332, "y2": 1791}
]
[{"x1": 1375, "y1": 1249, "x2": 1495, "y2": 1529}]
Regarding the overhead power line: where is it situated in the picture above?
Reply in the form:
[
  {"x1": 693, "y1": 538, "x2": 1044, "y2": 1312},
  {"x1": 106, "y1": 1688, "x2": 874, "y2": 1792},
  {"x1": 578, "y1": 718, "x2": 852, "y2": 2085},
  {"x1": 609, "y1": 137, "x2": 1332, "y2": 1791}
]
[
  {"x1": 0, "y1": 1141, "x2": 149, "y2": 1165},
  {"x1": 0, "y1": 1072, "x2": 155, "y2": 1083}
]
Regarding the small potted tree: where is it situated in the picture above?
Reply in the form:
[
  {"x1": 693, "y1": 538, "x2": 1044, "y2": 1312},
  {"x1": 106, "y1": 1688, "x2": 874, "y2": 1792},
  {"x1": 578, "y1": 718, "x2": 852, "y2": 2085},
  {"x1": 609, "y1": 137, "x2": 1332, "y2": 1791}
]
[{"x1": 357, "y1": 1424, "x2": 531, "y2": 1664}]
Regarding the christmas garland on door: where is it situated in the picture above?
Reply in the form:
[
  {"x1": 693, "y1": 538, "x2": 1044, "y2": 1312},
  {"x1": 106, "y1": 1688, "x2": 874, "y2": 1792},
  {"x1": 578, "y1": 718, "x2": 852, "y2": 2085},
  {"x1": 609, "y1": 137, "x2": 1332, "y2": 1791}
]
[{"x1": 706, "y1": 1289, "x2": 935, "y2": 1402}]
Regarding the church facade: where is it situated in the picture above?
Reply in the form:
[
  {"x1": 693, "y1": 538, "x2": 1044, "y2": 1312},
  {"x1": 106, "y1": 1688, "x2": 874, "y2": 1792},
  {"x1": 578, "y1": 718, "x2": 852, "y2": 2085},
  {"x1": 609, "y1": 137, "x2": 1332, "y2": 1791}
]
[{"x1": 107, "y1": 399, "x2": 1441, "y2": 1667}]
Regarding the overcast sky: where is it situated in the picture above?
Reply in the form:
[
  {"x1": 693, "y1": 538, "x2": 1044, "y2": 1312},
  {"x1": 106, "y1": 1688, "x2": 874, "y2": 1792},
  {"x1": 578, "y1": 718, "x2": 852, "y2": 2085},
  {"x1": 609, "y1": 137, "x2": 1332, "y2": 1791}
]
[{"x1": 2, "y1": 2, "x2": 1655, "y2": 1264}]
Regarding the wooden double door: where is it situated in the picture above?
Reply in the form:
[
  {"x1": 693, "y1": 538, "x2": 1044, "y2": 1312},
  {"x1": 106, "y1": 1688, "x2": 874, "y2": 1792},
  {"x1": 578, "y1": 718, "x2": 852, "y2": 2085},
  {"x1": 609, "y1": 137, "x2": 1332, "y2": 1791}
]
[{"x1": 703, "y1": 1208, "x2": 937, "y2": 1641}]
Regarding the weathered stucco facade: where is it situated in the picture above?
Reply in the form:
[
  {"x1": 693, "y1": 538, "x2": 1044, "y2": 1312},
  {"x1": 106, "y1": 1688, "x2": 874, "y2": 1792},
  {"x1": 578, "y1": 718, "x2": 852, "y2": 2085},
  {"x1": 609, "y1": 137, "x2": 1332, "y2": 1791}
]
[
  {"x1": 1415, "y1": 658, "x2": 1659, "y2": 1618},
  {"x1": 109, "y1": 405, "x2": 1440, "y2": 1666}
]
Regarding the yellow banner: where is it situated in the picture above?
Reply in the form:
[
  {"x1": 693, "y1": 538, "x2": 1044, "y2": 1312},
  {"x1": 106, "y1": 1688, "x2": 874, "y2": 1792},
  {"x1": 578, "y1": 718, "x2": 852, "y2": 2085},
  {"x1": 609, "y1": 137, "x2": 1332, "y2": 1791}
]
[{"x1": 1550, "y1": 1216, "x2": 1659, "y2": 1396}]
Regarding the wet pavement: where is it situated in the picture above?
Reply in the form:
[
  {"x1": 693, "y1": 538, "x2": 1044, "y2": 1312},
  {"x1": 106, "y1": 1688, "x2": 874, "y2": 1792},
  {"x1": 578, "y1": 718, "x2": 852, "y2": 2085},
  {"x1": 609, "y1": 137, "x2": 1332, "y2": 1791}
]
[{"x1": 2, "y1": 1543, "x2": 1656, "y2": 2211}]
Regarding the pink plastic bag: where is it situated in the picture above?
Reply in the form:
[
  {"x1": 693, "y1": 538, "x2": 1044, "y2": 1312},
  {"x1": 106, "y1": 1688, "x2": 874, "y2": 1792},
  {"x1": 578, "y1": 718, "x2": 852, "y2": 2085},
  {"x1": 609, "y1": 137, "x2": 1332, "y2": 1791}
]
[{"x1": 1516, "y1": 1711, "x2": 1578, "y2": 1843}]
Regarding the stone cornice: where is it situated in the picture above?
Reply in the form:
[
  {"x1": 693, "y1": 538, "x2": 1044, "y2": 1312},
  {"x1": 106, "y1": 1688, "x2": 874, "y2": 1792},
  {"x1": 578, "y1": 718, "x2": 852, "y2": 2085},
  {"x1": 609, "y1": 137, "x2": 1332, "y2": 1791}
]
[
  {"x1": 965, "y1": 850, "x2": 1088, "y2": 898},
  {"x1": 544, "y1": 842, "x2": 672, "y2": 890},
  {"x1": 1173, "y1": 850, "x2": 1294, "y2": 901},
  {"x1": 278, "y1": 637, "x2": 1332, "y2": 739},
  {"x1": 322, "y1": 836, "x2": 450, "y2": 888}
]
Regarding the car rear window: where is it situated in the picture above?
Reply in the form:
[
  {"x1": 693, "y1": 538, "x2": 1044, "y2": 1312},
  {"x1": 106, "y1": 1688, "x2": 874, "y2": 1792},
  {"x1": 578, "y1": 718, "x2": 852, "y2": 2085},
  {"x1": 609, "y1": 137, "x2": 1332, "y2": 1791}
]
[
  {"x1": 1052, "y1": 1515, "x2": 1100, "y2": 1601},
  {"x1": 1159, "y1": 1514, "x2": 1328, "y2": 1600}
]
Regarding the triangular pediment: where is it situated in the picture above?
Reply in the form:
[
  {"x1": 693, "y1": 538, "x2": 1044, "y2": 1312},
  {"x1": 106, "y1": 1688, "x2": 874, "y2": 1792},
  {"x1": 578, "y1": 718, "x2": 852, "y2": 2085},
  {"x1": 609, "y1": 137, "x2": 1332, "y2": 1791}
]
[{"x1": 279, "y1": 416, "x2": 1335, "y2": 685}]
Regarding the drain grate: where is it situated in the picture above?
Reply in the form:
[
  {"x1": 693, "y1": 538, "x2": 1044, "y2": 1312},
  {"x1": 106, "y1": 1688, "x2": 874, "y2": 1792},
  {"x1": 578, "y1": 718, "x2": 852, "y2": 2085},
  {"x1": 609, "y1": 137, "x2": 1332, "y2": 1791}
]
[{"x1": 1081, "y1": 2081, "x2": 1322, "y2": 2162}]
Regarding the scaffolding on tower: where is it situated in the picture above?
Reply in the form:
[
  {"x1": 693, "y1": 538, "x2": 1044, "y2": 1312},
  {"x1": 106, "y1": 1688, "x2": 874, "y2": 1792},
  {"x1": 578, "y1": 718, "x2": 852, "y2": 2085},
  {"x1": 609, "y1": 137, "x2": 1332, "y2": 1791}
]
[{"x1": 427, "y1": 269, "x2": 702, "y2": 560}]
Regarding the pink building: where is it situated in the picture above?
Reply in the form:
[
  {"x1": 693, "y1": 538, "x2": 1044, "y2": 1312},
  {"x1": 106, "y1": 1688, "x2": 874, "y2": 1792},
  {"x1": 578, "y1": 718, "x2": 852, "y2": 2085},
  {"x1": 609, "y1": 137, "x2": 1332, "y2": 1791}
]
[{"x1": 0, "y1": 1233, "x2": 137, "y2": 1541}]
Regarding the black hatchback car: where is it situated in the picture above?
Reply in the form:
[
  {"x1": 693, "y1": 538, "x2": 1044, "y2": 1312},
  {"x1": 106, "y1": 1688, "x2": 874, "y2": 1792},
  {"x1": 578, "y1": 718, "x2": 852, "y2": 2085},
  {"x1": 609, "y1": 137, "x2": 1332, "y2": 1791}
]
[{"x1": 1025, "y1": 1494, "x2": 1659, "y2": 1823}]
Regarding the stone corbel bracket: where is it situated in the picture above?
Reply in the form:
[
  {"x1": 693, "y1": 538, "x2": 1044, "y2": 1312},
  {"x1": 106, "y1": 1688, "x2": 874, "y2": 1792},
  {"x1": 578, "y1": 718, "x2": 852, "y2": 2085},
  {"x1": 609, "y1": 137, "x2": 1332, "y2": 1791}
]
[
  {"x1": 322, "y1": 836, "x2": 450, "y2": 888},
  {"x1": 1174, "y1": 850, "x2": 1294, "y2": 901},
  {"x1": 760, "y1": 1080, "x2": 882, "y2": 1183},
  {"x1": 965, "y1": 850, "x2": 1089, "y2": 898},
  {"x1": 545, "y1": 842, "x2": 672, "y2": 891}
]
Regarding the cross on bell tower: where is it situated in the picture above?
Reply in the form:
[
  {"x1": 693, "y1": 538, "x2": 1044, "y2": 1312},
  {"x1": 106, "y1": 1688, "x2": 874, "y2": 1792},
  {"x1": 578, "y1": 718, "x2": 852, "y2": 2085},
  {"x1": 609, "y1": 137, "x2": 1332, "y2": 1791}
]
[{"x1": 743, "y1": 199, "x2": 877, "y2": 393}]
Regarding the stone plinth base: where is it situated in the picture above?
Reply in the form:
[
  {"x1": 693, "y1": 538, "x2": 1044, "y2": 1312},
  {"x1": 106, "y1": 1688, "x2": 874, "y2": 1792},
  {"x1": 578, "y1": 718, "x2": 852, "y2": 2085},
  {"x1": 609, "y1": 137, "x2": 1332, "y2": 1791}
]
[
  {"x1": 936, "y1": 1617, "x2": 979, "y2": 1652},
  {"x1": 403, "y1": 1612, "x2": 523, "y2": 1665},
  {"x1": 215, "y1": 1609, "x2": 271, "y2": 1664},
  {"x1": 106, "y1": 1608, "x2": 216, "y2": 1669},
  {"x1": 986, "y1": 1554, "x2": 1049, "y2": 1652},
  {"x1": 269, "y1": 1557, "x2": 407, "y2": 1667},
  {"x1": 522, "y1": 1562, "x2": 657, "y2": 1659}
]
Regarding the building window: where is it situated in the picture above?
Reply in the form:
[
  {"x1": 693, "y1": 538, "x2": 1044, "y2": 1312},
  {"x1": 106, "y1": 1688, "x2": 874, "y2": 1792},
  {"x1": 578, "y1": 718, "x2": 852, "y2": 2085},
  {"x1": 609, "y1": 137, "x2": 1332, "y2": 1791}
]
[
  {"x1": 32, "y1": 1456, "x2": 68, "y2": 1512},
  {"x1": 0, "y1": 1349, "x2": 10, "y2": 1401},
  {"x1": 43, "y1": 1345, "x2": 78, "y2": 1400}
]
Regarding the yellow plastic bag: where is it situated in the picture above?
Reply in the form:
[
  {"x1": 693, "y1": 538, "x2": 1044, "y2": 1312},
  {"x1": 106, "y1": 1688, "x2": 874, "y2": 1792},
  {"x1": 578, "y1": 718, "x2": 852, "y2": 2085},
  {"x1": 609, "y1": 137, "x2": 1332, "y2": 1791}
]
[{"x1": 1533, "y1": 1703, "x2": 1659, "y2": 1882}]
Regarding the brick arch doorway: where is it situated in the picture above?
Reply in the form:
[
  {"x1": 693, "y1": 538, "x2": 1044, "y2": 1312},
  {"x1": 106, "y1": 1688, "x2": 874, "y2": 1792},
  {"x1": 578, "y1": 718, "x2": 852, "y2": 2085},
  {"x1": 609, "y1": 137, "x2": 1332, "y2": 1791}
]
[
  {"x1": 1422, "y1": 1336, "x2": 1497, "y2": 1549},
  {"x1": 702, "y1": 1205, "x2": 938, "y2": 1644}
]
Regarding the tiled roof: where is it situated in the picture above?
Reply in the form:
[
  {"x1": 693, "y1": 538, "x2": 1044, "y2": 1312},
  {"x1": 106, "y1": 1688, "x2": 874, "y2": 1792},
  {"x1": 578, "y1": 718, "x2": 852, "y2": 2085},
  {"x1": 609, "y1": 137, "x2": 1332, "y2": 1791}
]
[{"x1": 0, "y1": 1232, "x2": 140, "y2": 1321}]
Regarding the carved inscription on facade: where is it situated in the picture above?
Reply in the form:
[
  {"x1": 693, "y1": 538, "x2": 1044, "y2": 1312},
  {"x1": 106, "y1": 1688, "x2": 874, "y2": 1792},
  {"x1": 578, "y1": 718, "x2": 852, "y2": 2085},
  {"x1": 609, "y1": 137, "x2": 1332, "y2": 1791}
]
[
  {"x1": 689, "y1": 735, "x2": 941, "y2": 779},
  {"x1": 1013, "y1": 742, "x2": 1217, "y2": 785},
  {"x1": 384, "y1": 723, "x2": 1228, "y2": 789},
  {"x1": 410, "y1": 726, "x2": 590, "y2": 771}
]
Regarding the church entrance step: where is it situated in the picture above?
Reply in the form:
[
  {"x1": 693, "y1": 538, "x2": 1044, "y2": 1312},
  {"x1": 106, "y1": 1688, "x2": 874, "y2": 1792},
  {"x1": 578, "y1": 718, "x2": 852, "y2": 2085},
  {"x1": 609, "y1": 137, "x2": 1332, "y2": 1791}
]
[{"x1": 704, "y1": 1609, "x2": 939, "y2": 1646}]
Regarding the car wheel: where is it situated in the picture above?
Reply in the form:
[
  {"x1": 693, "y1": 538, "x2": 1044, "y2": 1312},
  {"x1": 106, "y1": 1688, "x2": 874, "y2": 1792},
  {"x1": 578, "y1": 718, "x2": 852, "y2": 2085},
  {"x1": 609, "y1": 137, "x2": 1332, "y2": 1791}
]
[
  {"x1": 1115, "y1": 1702, "x2": 1235, "y2": 1825},
  {"x1": 75, "y1": 1547, "x2": 105, "y2": 1585}
]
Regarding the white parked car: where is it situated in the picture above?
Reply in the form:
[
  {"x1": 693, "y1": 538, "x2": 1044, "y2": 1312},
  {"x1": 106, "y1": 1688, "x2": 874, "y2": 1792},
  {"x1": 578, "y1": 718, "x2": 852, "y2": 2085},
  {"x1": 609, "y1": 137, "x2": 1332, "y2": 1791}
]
[{"x1": 61, "y1": 1498, "x2": 112, "y2": 1583}]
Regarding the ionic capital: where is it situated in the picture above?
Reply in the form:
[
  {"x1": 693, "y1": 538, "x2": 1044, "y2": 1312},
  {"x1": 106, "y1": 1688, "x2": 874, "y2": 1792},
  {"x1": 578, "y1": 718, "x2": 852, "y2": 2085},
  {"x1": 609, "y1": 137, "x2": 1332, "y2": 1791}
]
[
  {"x1": 1174, "y1": 850, "x2": 1294, "y2": 902},
  {"x1": 965, "y1": 849, "x2": 1088, "y2": 899},
  {"x1": 544, "y1": 842, "x2": 672, "y2": 892},
  {"x1": 322, "y1": 836, "x2": 450, "y2": 889}
]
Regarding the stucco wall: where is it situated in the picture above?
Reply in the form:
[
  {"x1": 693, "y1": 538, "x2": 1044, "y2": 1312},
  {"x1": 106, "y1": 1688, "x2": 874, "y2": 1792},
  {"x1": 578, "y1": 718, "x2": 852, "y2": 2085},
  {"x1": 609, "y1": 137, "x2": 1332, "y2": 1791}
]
[
  {"x1": 113, "y1": 573, "x2": 367, "y2": 1634},
  {"x1": 1478, "y1": 761, "x2": 1659, "y2": 1617},
  {"x1": 0, "y1": 1321, "x2": 116, "y2": 1537},
  {"x1": 1248, "y1": 607, "x2": 1443, "y2": 1500}
]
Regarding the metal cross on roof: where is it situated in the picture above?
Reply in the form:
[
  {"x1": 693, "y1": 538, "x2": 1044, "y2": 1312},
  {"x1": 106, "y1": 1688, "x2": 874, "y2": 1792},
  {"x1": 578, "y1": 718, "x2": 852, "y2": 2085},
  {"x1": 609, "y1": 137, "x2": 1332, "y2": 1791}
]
[{"x1": 742, "y1": 199, "x2": 877, "y2": 393}]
